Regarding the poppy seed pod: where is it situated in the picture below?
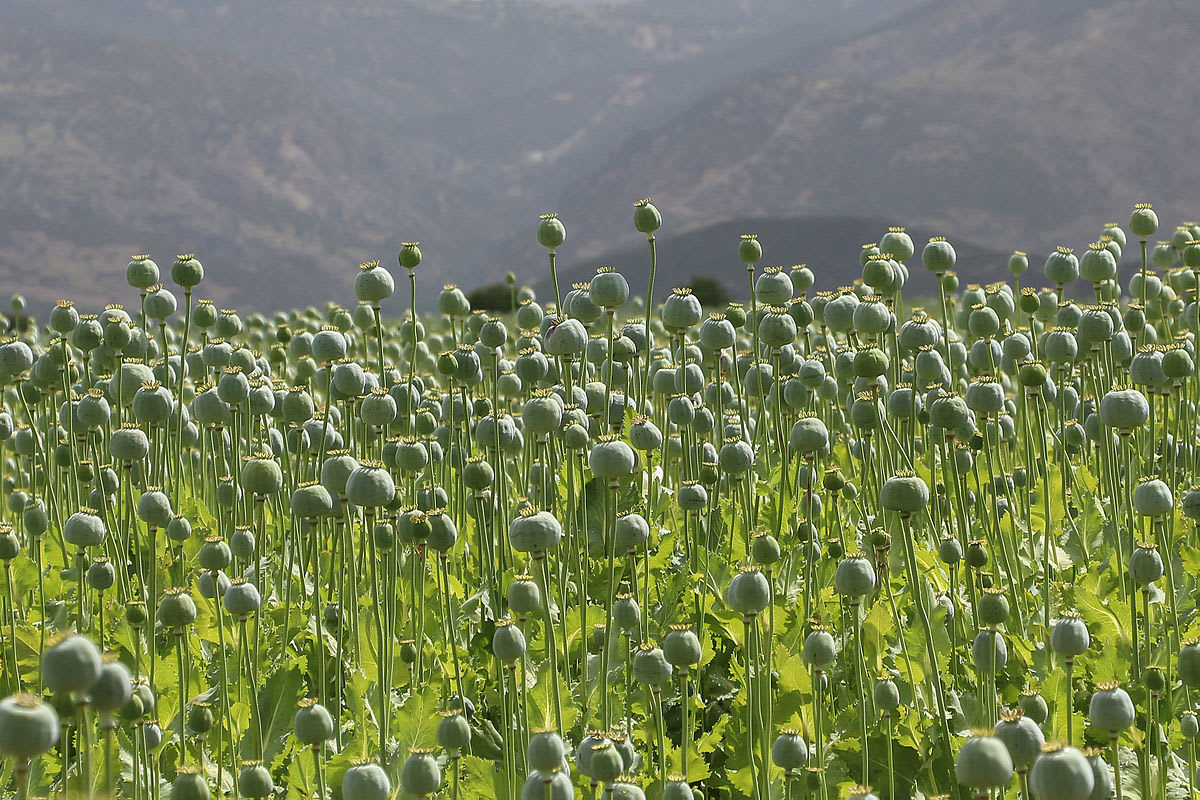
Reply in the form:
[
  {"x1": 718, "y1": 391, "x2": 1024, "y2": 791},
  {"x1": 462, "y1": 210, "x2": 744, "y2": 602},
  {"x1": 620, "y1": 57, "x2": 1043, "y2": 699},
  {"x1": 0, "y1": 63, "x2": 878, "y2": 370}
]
[
  {"x1": 1079, "y1": 243, "x2": 1117, "y2": 284},
  {"x1": 1044, "y1": 247, "x2": 1079, "y2": 285},
  {"x1": 1133, "y1": 478, "x2": 1173, "y2": 517},
  {"x1": 1089, "y1": 682, "x2": 1135, "y2": 732},
  {"x1": 171, "y1": 254, "x2": 204, "y2": 288},
  {"x1": 873, "y1": 677, "x2": 900, "y2": 712},
  {"x1": 342, "y1": 761, "x2": 392, "y2": 800},
  {"x1": 171, "y1": 767, "x2": 210, "y2": 800},
  {"x1": 42, "y1": 633, "x2": 101, "y2": 693},
  {"x1": 223, "y1": 579, "x2": 262, "y2": 616},
  {"x1": 663, "y1": 625, "x2": 702, "y2": 667},
  {"x1": 727, "y1": 567, "x2": 770, "y2": 616},
  {"x1": 346, "y1": 461, "x2": 396, "y2": 508},
  {"x1": 590, "y1": 266, "x2": 629, "y2": 309},
  {"x1": 398, "y1": 242, "x2": 422, "y2": 271},
  {"x1": 537, "y1": 213, "x2": 566, "y2": 250},
  {"x1": 0, "y1": 693, "x2": 60, "y2": 759},
  {"x1": 978, "y1": 588, "x2": 1010, "y2": 626},
  {"x1": 661, "y1": 288, "x2": 703, "y2": 330},
  {"x1": 127, "y1": 255, "x2": 160, "y2": 290},
  {"x1": 880, "y1": 227, "x2": 914, "y2": 262},
  {"x1": 158, "y1": 587, "x2": 198, "y2": 628},
  {"x1": 528, "y1": 730, "x2": 567, "y2": 772},
  {"x1": 738, "y1": 234, "x2": 762, "y2": 265},
  {"x1": 1128, "y1": 542, "x2": 1164, "y2": 586},
  {"x1": 437, "y1": 711, "x2": 471, "y2": 751},
  {"x1": 755, "y1": 267, "x2": 794, "y2": 306},
  {"x1": 955, "y1": 731, "x2": 1014, "y2": 789},
  {"x1": 803, "y1": 628, "x2": 837, "y2": 668},
  {"x1": 879, "y1": 472, "x2": 929, "y2": 515},
  {"x1": 354, "y1": 261, "x2": 394, "y2": 304},
  {"x1": 972, "y1": 629, "x2": 1008, "y2": 674},
  {"x1": 293, "y1": 698, "x2": 335, "y2": 745},
  {"x1": 90, "y1": 655, "x2": 133, "y2": 712},
  {"x1": 632, "y1": 645, "x2": 673, "y2": 686},
  {"x1": 492, "y1": 620, "x2": 526, "y2": 662},
  {"x1": 64, "y1": 508, "x2": 106, "y2": 548},
  {"x1": 508, "y1": 509, "x2": 563, "y2": 553},
  {"x1": 588, "y1": 435, "x2": 635, "y2": 480},
  {"x1": 993, "y1": 709, "x2": 1044, "y2": 770},
  {"x1": 238, "y1": 763, "x2": 274, "y2": 798},
  {"x1": 1098, "y1": 387, "x2": 1149, "y2": 430},
  {"x1": 834, "y1": 553, "x2": 876, "y2": 597}
]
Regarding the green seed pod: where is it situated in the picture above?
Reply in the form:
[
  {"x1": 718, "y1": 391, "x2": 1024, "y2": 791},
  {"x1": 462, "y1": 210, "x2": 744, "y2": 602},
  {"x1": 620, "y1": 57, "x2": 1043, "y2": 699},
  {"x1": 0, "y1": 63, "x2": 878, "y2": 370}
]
[
  {"x1": 955, "y1": 731, "x2": 1014, "y2": 789},
  {"x1": 538, "y1": 214, "x2": 566, "y2": 251},
  {"x1": 41, "y1": 633, "x2": 101, "y2": 694},
  {"x1": 662, "y1": 778, "x2": 693, "y2": 800},
  {"x1": 492, "y1": 620, "x2": 526, "y2": 662},
  {"x1": 676, "y1": 481, "x2": 708, "y2": 512},
  {"x1": 663, "y1": 625, "x2": 702, "y2": 667},
  {"x1": 727, "y1": 566, "x2": 770, "y2": 616},
  {"x1": 834, "y1": 553, "x2": 876, "y2": 597},
  {"x1": 223, "y1": 579, "x2": 261, "y2": 616},
  {"x1": 591, "y1": 267, "x2": 630, "y2": 309},
  {"x1": 64, "y1": 508, "x2": 106, "y2": 548},
  {"x1": 398, "y1": 242, "x2": 422, "y2": 271},
  {"x1": 0, "y1": 693, "x2": 60, "y2": 759},
  {"x1": 1098, "y1": 387, "x2": 1149, "y2": 430},
  {"x1": 342, "y1": 761, "x2": 392, "y2": 800},
  {"x1": 506, "y1": 575, "x2": 541, "y2": 617},
  {"x1": 1019, "y1": 691, "x2": 1048, "y2": 726},
  {"x1": 1129, "y1": 203, "x2": 1158, "y2": 238},
  {"x1": 751, "y1": 532, "x2": 781, "y2": 565},
  {"x1": 186, "y1": 701, "x2": 215, "y2": 734},
  {"x1": 755, "y1": 267, "x2": 794, "y2": 306},
  {"x1": 171, "y1": 254, "x2": 204, "y2": 289},
  {"x1": 632, "y1": 645, "x2": 673, "y2": 686},
  {"x1": 238, "y1": 762, "x2": 274, "y2": 798},
  {"x1": 1028, "y1": 743, "x2": 1093, "y2": 799},
  {"x1": 526, "y1": 730, "x2": 567, "y2": 772},
  {"x1": 508, "y1": 509, "x2": 563, "y2": 553},
  {"x1": 354, "y1": 261, "x2": 394, "y2": 304},
  {"x1": 1044, "y1": 247, "x2": 1079, "y2": 285},
  {"x1": 803, "y1": 628, "x2": 836, "y2": 668},
  {"x1": 993, "y1": 709, "x2": 1044, "y2": 770},
  {"x1": 879, "y1": 472, "x2": 929, "y2": 515},
  {"x1": 171, "y1": 767, "x2": 211, "y2": 800},
  {"x1": 738, "y1": 234, "x2": 762, "y2": 265},
  {"x1": 634, "y1": 198, "x2": 661, "y2": 235},
  {"x1": 972, "y1": 629, "x2": 1007, "y2": 674},
  {"x1": 126, "y1": 255, "x2": 160, "y2": 290},
  {"x1": 1133, "y1": 478, "x2": 1173, "y2": 517},
  {"x1": 662, "y1": 288, "x2": 703, "y2": 330},
  {"x1": 978, "y1": 588, "x2": 1010, "y2": 626},
  {"x1": 436, "y1": 712, "x2": 471, "y2": 751},
  {"x1": 345, "y1": 461, "x2": 396, "y2": 508},
  {"x1": 1088, "y1": 682, "x2": 1135, "y2": 732},
  {"x1": 293, "y1": 698, "x2": 335, "y2": 745},
  {"x1": 90, "y1": 656, "x2": 133, "y2": 712},
  {"x1": 1183, "y1": 712, "x2": 1199, "y2": 739},
  {"x1": 158, "y1": 587, "x2": 198, "y2": 628},
  {"x1": 873, "y1": 677, "x2": 900, "y2": 713},
  {"x1": 1079, "y1": 243, "x2": 1117, "y2": 283},
  {"x1": 588, "y1": 435, "x2": 635, "y2": 480}
]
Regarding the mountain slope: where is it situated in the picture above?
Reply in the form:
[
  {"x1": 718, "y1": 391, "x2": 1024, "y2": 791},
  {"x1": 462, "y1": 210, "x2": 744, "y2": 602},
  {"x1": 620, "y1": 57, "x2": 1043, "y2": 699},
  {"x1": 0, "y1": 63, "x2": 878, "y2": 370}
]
[{"x1": 547, "y1": 0, "x2": 1200, "y2": 283}]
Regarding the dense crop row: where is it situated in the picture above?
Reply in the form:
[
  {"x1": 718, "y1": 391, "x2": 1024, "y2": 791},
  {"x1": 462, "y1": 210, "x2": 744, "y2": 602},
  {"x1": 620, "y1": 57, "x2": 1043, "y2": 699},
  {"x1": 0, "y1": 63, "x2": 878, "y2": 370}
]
[{"x1": 0, "y1": 202, "x2": 1198, "y2": 800}]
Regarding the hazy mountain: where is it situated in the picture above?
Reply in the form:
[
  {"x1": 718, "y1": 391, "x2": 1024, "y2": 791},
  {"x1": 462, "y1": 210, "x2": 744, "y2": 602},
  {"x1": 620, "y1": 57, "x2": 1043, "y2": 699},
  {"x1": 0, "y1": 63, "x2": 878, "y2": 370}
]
[
  {"x1": 541, "y1": 0, "x2": 1200, "y2": 292},
  {"x1": 0, "y1": 0, "x2": 1194, "y2": 311}
]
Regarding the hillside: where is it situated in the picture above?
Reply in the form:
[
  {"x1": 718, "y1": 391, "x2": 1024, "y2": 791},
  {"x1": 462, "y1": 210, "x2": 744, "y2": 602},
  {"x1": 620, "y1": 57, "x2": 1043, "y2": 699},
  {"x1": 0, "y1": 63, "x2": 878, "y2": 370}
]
[
  {"x1": 0, "y1": 0, "x2": 913, "y2": 309},
  {"x1": 544, "y1": 0, "x2": 1200, "y2": 284}
]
